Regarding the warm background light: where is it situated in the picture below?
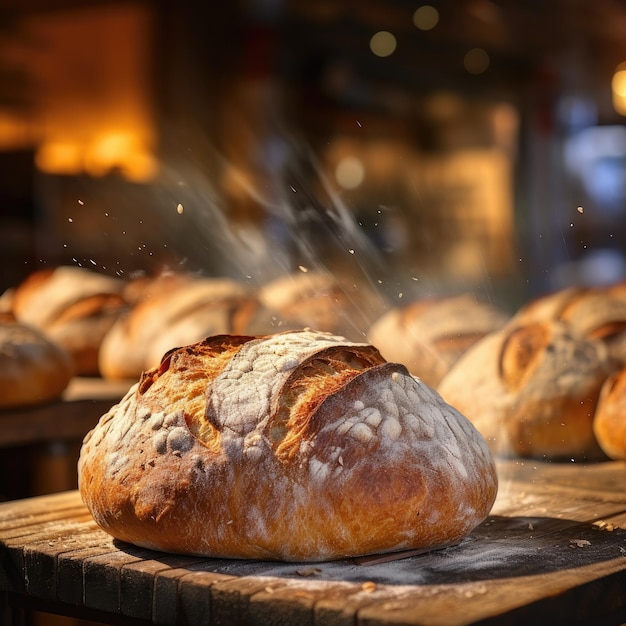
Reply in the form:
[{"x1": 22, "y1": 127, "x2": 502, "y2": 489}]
[
  {"x1": 335, "y1": 156, "x2": 365, "y2": 189},
  {"x1": 612, "y1": 62, "x2": 626, "y2": 115},
  {"x1": 370, "y1": 31, "x2": 397, "y2": 57},
  {"x1": 413, "y1": 5, "x2": 440, "y2": 31},
  {"x1": 83, "y1": 133, "x2": 158, "y2": 182},
  {"x1": 1, "y1": 4, "x2": 158, "y2": 182},
  {"x1": 464, "y1": 48, "x2": 490, "y2": 74},
  {"x1": 34, "y1": 143, "x2": 82, "y2": 175}
]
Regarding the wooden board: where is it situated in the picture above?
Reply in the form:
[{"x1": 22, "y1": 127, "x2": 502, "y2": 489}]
[{"x1": 3, "y1": 460, "x2": 626, "y2": 625}]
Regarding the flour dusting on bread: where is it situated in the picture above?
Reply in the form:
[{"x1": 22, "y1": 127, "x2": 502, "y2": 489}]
[{"x1": 79, "y1": 330, "x2": 497, "y2": 562}]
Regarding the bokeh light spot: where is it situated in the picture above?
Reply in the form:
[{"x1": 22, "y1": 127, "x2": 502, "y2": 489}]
[
  {"x1": 370, "y1": 31, "x2": 397, "y2": 57},
  {"x1": 464, "y1": 48, "x2": 490, "y2": 74},
  {"x1": 335, "y1": 156, "x2": 365, "y2": 189},
  {"x1": 413, "y1": 6, "x2": 439, "y2": 30}
]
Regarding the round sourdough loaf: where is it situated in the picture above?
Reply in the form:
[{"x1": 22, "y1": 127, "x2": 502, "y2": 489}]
[
  {"x1": 437, "y1": 320, "x2": 612, "y2": 460},
  {"x1": 78, "y1": 330, "x2": 498, "y2": 562},
  {"x1": 0, "y1": 321, "x2": 74, "y2": 409}
]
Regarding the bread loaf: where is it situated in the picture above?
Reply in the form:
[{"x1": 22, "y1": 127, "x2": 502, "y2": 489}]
[
  {"x1": 437, "y1": 320, "x2": 611, "y2": 460},
  {"x1": 556, "y1": 286, "x2": 626, "y2": 367},
  {"x1": 0, "y1": 288, "x2": 14, "y2": 321},
  {"x1": 78, "y1": 330, "x2": 498, "y2": 562},
  {"x1": 99, "y1": 275, "x2": 290, "y2": 380},
  {"x1": 593, "y1": 368, "x2": 626, "y2": 460},
  {"x1": 259, "y1": 271, "x2": 388, "y2": 342},
  {"x1": 510, "y1": 286, "x2": 587, "y2": 326},
  {"x1": 10, "y1": 266, "x2": 127, "y2": 376},
  {"x1": 0, "y1": 321, "x2": 74, "y2": 409},
  {"x1": 367, "y1": 295, "x2": 509, "y2": 387},
  {"x1": 511, "y1": 284, "x2": 626, "y2": 367}
]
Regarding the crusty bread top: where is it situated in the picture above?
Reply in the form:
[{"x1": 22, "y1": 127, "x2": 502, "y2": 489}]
[
  {"x1": 510, "y1": 283, "x2": 626, "y2": 343},
  {"x1": 554, "y1": 288, "x2": 626, "y2": 369},
  {"x1": 510, "y1": 284, "x2": 626, "y2": 369},
  {"x1": 11, "y1": 266, "x2": 126, "y2": 328},
  {"x1": 98, "y1": 276, "x2": 261, "y2": 380},
  {"x1": 367, "y1": 294, "x2": 509, "y2": 386},
  {"x1": 259, "y1": 272, "x2": 388, "y2": 341},
  {"x1": 438, "y1": 320, "x2": 611, "y2": 460},
  {"x1": 593, "y1": 367, "x2": 626, "y2": 461},
  {"x1": 136, "y1": 332, "x2": 388, "y2": 457},
  {"x1": 79, "y1": 330, "x2": 498, "y2": 561},
  {"x1": 0, "y1": 321, "x2": 74, "y2": 408},
  {"x1": 510, "y1": 286, "x2": 588, "y2": 326}
]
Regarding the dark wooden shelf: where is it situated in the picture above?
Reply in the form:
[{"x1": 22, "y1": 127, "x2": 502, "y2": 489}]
[{"x1": 0, "y1": 377, "x2": 133, "y2": 450}]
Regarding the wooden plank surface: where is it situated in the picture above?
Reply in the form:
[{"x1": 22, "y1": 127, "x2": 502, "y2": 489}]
[
  {"x1": 0, "y1": 377, "x2": 132, "y2": 449},
  {"x1": 2, "y1": 460, "x2": 626, "y2": 625}
]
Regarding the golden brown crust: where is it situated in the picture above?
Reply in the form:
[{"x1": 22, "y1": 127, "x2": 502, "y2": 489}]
[
  {"x1": 593, "y1": 368, "x2": 626, "y2": 460},
  {"x1": 98, "y1": 275, "x2": 288, "y2": 380},
  {"x1": 555, "y1": 286, "x2": 626, "y2": 367},
  {"x1": 79, "y1": 330, "x2": 497, "y2": 562},
  {"x1": 259, "y1": 272, "x2": 389, "y2": 342},
  {"x1": 438, "y1": 320, "x2": 611, "y2": 460},
  {"x1": 499, "y1": 322, "x2": 550, "y2": 392},
  {"x1": 10, "y1": 266, "x2": 127, "y2": 376},
  {"x1": 510, "y1": 286, "x2": 589, "y2": 326},
  {"x1": 0, "y1": 321, "x2": 74, "y2": 409},
  {"x1": 510, "y1": 284, "x2": 626, "y2": 368},
  {"x1": 367, "y1": 295, "x2": 509, "y2": 387}
]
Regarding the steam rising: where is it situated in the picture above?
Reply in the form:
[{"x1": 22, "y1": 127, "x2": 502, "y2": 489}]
[{"x1": 153, "y1": 140, "x2": 390, "y2": 294}]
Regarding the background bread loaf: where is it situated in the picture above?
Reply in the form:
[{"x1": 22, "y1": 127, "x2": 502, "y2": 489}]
[
  {"x1": 259, "y1": 271, "x2": 388, "y2": 342},
  {"x1": 10, "y1": 266, "x2": 127, "y2": 376},
  {"x1": 509, "y1": 286, "x2": 587, "y2": 327},
  {"x1": 367, "y1": 294, "x2": 509, "y2": 387},
  {"x1": 437, "y1": 320, "x2": 612, "y2": 460},
  {"x1": 79, "y1": 330, "x2": 498, "y2": 562},
  {"x1": 509, "y1": 283, "x2": 626, "y2": 369},
  {"x1": 0, "y1": 321, "x2": 74, "y2": 409},
  {"x1": 98, "y1": 274, "x2": 291, "y2": 380},
  {"x1": 593, "y1": 368, "x2": 626, "y2": 461}
]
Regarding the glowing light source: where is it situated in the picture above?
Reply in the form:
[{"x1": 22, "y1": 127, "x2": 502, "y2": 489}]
[
  {"x1": 35, "y1": 142, "x2": 82, "y2": 175},
  {"x1": 370, "y1": 31, "x2": 397, "y2": 57},
  {"x1": 335, "y1": 156, "x2": 365, "y2": 189},
  {"x1": 611, "y1": 62, "x2": 626, "y2": 116},
  {"x1": 464, "y1": 48, "x2": 489, "y2": 74},
  {"x1": 84, "y1": 132, "x2": 157, "y2": 181},
  {"x1": 413, "y1": 5, "x2": 439, "y2": 30},
  {"x1": 35, "y1": 131, "x2": 158, "y2": 182},
  {"x1": 85, "y1": 132, "x2": 136, "y2": 177},
  {"x1": 11, "y1": 5, "x2": 159, "y2": 182}
]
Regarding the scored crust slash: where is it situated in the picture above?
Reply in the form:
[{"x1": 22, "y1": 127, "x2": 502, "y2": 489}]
[{"x1": 78, "y1": 329, "x2": 498, "y2": 563}]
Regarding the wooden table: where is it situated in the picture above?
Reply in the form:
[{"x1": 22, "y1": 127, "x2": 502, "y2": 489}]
[{"x1": 3, "y1": 460, "x2": 626, "y2": 625}]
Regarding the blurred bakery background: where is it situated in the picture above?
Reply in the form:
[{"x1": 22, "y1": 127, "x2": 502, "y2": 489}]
[
  {"x1": 3, "y1": 0, "x2": 626, "y2": 308},
  {"x1": 2, "y1": 2, "x2": 626, "y2": 623}
]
